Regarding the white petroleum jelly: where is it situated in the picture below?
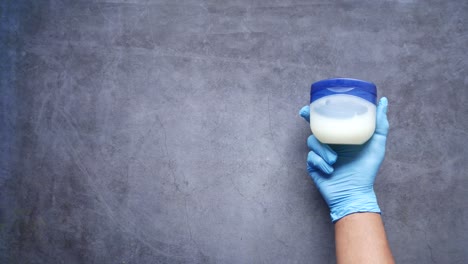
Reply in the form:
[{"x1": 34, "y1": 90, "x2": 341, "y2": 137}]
[{"x1": 310, "y1": 94, "x2": 376, "y2": 144}]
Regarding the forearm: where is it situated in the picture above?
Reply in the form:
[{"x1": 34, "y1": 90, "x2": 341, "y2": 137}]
[{"x1": 335, "y1": 213, "x2": 395, "y2": 264}]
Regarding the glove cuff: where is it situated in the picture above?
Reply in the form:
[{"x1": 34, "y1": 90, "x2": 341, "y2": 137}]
[{"x1": 330, "y1": 192, "x2": 381, "y2": 223}]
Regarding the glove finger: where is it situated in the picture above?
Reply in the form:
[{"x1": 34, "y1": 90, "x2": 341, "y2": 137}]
[
  {"x1": 307, "y1": 163, "x2": 323, "y2": 185},
  {"x1": 299, "y1": 105, "x2": 310, "y2": 123},
  {"x1": 375, "y1": 97, "x2": 389, "y2": 136},
  {"x1": 307, "y1": 135, "x2": 337, "y2": 165},
  {"x1": 307, "y1": 151, "x2": 334, "y2": 174}
]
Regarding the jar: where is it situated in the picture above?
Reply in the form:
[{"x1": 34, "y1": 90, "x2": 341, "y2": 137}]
[{"x1": 309, "y1": 78, "x2": 377, "y2": 144}]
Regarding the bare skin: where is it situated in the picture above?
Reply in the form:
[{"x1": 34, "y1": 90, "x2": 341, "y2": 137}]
[{"x1": 335, "y1": 213, "x2": 395, "y2": 264}]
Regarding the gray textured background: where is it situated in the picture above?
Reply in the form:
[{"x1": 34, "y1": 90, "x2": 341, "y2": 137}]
[{"x1": 1, "y1": 0, "x2": 467, "y2": 263}]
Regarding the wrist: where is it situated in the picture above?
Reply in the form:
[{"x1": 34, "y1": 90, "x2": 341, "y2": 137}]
[{"x1": 329, "y1": 191, "x2": 380, "y2": 223}]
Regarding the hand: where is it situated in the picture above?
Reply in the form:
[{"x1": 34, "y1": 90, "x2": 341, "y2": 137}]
[{"x1": 299, "y1": 97, "x2": 389, "y2": 222}]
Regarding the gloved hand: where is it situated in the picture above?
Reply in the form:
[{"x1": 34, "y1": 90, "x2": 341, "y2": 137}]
[{"x1": 299, "y1": 97, "x2": 389, "y2": 223}]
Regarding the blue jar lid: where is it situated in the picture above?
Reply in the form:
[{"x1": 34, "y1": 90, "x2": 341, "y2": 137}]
[{"x1": 310, "y1": 78, "x2": 377, "y2": 104}]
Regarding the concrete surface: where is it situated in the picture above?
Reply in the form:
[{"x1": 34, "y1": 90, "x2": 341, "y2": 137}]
[{"x1": 1, "y1": 0, "x2": 467, "y2": 263}]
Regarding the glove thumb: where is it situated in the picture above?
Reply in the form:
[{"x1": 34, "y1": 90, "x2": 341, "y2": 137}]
[{"x1": 375, "y1": 97, "x2": 389, "y2": 136}]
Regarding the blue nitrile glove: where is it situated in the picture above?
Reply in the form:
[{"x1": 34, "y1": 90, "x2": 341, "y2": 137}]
[{"x1": 299, "y1": 97, "x2": 390, "y2": 223}]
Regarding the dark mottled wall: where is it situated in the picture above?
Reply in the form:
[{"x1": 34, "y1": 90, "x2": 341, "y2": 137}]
[{"x1": 1, "y1": 0, "x2": 467, "y2": 263}]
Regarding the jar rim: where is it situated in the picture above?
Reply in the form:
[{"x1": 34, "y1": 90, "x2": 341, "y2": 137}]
[{"x1": 311, "y1": 78, "x2": 377, "y2": 95}]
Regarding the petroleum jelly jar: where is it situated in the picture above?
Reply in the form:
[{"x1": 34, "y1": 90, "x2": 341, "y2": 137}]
[{"x1": 310, "y1": 78, "x2": 377, "y2": 145}]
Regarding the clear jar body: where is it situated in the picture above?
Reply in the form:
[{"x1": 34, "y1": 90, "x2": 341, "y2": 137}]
[{"x1": 310, "y1": 94, "x2": 376, "y2": 144}]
